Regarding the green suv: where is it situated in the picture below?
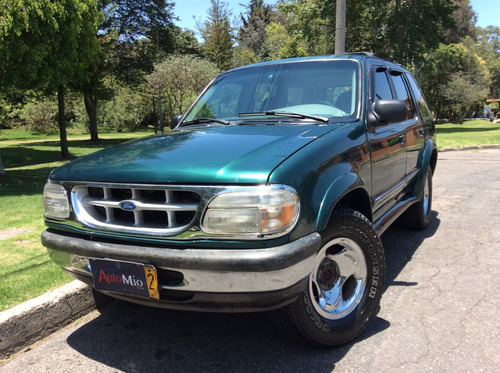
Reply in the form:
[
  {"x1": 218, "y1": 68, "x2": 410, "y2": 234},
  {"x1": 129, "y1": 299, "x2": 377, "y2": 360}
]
[{"x1": 42, "y1": 53, "x2": 437, "y2": 346}]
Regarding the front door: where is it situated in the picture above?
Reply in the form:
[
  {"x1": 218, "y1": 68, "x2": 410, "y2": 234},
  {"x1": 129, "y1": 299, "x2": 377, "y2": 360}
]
[{"x1": 368, "y1": 67, "x2": 408, "y2": 218}]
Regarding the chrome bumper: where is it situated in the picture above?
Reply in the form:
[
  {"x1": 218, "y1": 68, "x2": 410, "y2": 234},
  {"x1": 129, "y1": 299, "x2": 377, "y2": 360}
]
[{"x1": 42, "y1": 230, "x2": 320, "y2": 294}]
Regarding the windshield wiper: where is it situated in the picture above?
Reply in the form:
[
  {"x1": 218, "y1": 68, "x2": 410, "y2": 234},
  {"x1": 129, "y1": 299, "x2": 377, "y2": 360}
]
[
  {"x1": 238, "y1": 111, "x2": 329, "y2": 123},
  {"x1": 181, "y1": 117, "x2": 231, "y2": 126}
]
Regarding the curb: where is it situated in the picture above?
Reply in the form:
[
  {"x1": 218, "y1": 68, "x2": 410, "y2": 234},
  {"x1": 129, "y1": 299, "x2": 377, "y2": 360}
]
[
  {"x1": 439, "y1": 144, "x2": 500, "y2": 152},
  {"x1": 0, "y1": 280, "x2": 95, "y2": 359}
]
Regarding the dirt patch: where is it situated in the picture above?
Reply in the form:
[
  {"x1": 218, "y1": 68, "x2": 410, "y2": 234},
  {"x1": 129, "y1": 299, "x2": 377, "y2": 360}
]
[{"x1": 0, "y1": 228, "x2": 36, "y2": 241}]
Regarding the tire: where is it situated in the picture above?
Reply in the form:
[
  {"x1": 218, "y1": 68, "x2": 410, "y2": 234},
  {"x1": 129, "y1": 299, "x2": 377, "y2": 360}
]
[
  {"x1": 401, "y1": 167, "x2": 432, "y2": 230},
  {"x1": 280, "y1": 208, "x2": 385, "y2": 346}
]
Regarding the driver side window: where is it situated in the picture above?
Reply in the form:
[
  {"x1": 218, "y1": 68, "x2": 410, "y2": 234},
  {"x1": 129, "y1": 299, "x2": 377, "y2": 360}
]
[{"x1": 374, "y1": 69, "x2": 393, "y2": 102}]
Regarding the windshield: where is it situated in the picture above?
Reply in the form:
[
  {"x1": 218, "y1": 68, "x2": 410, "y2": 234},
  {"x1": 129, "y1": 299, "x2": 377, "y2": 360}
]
[{"x1": 182, "y1": 59, "x2": 359, "y2": 124}]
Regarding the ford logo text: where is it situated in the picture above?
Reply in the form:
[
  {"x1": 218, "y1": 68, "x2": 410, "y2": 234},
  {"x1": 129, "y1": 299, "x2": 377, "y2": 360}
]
[{"x1": 119, "y1": 201, "x2": 138, "y2": 211}]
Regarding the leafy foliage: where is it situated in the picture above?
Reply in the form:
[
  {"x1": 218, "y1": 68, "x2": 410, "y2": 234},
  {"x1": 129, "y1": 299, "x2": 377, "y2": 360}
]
[
  {"x1": 100, "y1": 85, "x2": 153, "y2": 132},
  {"x1": 238, "y1": 0, "x2": 275, "y2": 58},
  {"x1": 147, "y1": 55, "x2": 220, "y2": 123},
  {"x1": 198, "y1": 0, "x2": 234, "y2": 71},
  {"x1": 476, "y1": 26, "x2": 500, "y2": 98},
  {"x1": 442, "y1": 73, "x2": 489, "y2": 123},
  {"x1": 18, "y1": 97, "x2": 58, "y2": 134},
  {"x1": 0, "y1": 0, "x2": 100, "y2": 91},
  {"x1": 419, "y1": 42, "x2": 490, "y2": 120},
  {"x1": 0, "y1": 0, "x2": 101, "y2": 156}
]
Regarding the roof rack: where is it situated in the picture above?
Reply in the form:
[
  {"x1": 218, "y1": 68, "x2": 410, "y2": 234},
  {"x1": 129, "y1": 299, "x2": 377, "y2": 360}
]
[{"x1": 339, "y1": 51, "x2": 375, "y2": 57}]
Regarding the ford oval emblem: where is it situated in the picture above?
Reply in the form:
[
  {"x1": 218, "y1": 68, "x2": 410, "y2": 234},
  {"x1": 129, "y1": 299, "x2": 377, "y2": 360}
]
[{"x1": 119, "y1": 201, "x2": 137, "y2": 211}]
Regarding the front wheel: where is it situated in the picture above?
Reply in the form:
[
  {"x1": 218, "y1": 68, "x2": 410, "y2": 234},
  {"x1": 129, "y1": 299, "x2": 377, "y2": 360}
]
[{"x1": 281, "y1": 208, "x2": 385, "y2": 346}]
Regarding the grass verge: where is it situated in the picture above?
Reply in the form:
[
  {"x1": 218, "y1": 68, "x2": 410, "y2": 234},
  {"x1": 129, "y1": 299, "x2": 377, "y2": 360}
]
[
  {"x1": 0, "y1": 129, "x2": 151, "y2": 311},
  {"x1": 436, "y1": 119, "x2": 500, "y2": 150}
]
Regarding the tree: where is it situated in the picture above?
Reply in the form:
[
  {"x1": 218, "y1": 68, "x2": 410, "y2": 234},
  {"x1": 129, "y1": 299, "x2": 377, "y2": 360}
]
[
  {"x1": 278, "y1": 0, "x2": 459, "y2": 67},
  {"x1": 265, "y1": 21, "x2": 306, "y2": 60},
  {"x1": 441, "y1": 0, "x2": 477, "y2": 44},
  {"x1": 198, "y1": 0, "x2": 234, "y2": 71},
  {"x1": 419, "y1": 43, "x2": 490, "y2": 120},
  {"x1": 476, "y1": 26, "x2": 500, "y2": 98},
  {"x1": 0, "y1": 0, "x2": 100, "y2": 157},
  {"x1": 173, "y1": 29, "x2": 203, "y2": 57},
  {"x1": 147, "y1": 55, "x2": 220, "y2": 122},
  {"x1": 277, "y1": 0, "x2": 330, "y2": 56},
  {"x1": 237, "y1": 0, "x2": 275, "y2": 58},
  {"x1": 80, "y1": 0, "x2": 177, "y2": 141},
  {"x1": 442, "y1": 73, "x2": 489, "y2": 123}
]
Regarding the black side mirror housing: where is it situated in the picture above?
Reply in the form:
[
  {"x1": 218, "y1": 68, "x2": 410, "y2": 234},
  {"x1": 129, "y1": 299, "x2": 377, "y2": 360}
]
[
  {"x1": 369, "y1": 100, "x2": 408, "y2": 126},
  {"x1": 171, "y1": 114, "x2": 184, "y2": 128}
]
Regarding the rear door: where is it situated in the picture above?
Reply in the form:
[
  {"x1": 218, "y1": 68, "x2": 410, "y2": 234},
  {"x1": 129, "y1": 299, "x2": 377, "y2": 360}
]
[{"x1": 405, "y1": 73, "x2": 433, "y2": 174}]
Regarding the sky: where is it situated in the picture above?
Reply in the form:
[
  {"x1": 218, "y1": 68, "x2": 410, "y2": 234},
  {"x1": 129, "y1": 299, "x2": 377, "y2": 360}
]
[
  {"x1": 173, "y1": 0, "x2": 499, "y2": 34},
  {"x1": 173, "y1": 0, "x2": 274, "y2": 35},
  {"x1": 469, "y1": 0, "x2": 499, "y2": 28}
]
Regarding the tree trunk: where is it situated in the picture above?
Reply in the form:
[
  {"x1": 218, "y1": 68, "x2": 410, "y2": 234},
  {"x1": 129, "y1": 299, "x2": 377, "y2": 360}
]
[
  {"x1": 335, "y1": 0, "x2": 346, "y2": 54},
  {"x1": 0, "y1": 154, "x2": 5, "y2": 177},
  {"x1": 58, "y1": 85, "x2": 70, "y2": 158},
  {"x1": 84, "y1": 93, "x2": 99, "y2": 141}
]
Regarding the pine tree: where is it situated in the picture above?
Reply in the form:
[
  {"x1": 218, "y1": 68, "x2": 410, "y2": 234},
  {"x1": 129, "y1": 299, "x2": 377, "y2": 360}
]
[{"x1": 199, "y1": 0, "x2": 234, "y2": 71}]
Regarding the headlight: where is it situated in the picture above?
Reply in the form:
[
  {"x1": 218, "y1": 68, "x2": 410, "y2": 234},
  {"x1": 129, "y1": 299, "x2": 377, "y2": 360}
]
[
  {"x1": 202, "y1": 187, "x2": 299, "y2": 237},
  {"x1": 43, "y1": 182, "x2": 70, "y2": 220}
]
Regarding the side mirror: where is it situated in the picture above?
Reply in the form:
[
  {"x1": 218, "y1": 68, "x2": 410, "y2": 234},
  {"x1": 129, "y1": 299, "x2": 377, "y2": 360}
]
[
  {"x1": 369, "y1": 100, "x2": 408, "y2": 126},
  {"x1": 171, "y1": 114, "x2": 184, "y2": 128}
]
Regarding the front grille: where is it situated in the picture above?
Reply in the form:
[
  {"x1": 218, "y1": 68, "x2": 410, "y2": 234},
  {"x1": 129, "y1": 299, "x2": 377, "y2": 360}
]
[{"x1": 72, "y1": 185, "x2": 201, "y2": 236}]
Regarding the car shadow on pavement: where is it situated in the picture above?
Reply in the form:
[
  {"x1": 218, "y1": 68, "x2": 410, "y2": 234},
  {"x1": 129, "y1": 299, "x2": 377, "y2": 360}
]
[
  {"x1": 66, "y1": 300, "x2": 390, "y2": 372},
  {"x1": 65, "y1": 212, "x2": 439, "y2": 372},
  {"x1": 382, "y1": 211, "x2": 441, "y2": 288}
]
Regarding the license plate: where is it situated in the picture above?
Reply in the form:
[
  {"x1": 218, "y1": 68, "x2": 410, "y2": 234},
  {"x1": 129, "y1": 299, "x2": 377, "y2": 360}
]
[{"x1": 90, "y1": 258, "x2": 159, "y2": 299}]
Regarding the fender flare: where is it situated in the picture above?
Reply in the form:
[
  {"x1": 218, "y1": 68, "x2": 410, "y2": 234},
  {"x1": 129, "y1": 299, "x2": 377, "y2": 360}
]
[
  {"x1": 315, "y1": 173, "x2": 367, "y2": 232},
  {"x1": 413, "y1": 139, "x2": 437, "y2": 198}
]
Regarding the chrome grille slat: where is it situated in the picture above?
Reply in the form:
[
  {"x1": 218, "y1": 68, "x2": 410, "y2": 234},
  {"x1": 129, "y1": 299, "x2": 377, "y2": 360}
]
[
  {"x1": 72, "y1": 185, "x2": 201, "y2": 236},
  {"x1": 81, "y1": 196, "x2": 197, "y2": 211}
]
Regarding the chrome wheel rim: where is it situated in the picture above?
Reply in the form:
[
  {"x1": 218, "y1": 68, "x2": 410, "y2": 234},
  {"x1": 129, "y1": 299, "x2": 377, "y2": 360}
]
[
  {"x1": 422, "y1": 172, "x2": 430, "y2": 215},
  {"x1": 309, "y1": 237, "x2": 368, "y2": 320}
]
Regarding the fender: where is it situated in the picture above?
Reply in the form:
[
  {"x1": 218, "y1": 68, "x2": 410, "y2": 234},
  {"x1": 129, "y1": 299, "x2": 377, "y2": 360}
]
[
  {"x1": 413, "y1": 139, "x2": 437, "y2": 199},
  {"x1": 315, "y1": 172, "x2": 367, "y2": 232}
]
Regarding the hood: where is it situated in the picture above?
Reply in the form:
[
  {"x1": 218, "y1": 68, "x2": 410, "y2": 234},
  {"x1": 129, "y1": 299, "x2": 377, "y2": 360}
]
[{"x1": 49, "y1": 124, "x2": 336, "y2": 184}]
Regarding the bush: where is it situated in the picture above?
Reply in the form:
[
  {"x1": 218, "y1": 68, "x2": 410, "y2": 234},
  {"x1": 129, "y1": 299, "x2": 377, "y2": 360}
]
[
  {"x1": 100, "y1": 86, "x2": 153, "y2": 132},
  {"x1": 18, "y1": 97, "x2": 58, "y2": 134}
]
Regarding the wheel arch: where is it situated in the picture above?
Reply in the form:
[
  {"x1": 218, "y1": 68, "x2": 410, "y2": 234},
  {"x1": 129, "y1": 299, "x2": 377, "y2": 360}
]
[
  {"x1": 315, "y1": 174, "x2": 372, "y2": 232},
  {"x1": 414, "y1": 139, "x2": 437, "y2": 198}
]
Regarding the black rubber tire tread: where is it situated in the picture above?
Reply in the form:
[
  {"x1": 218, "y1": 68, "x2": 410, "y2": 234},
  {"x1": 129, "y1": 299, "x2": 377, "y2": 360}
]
[
  {"x1": 278, "y1": 208, "x2": 386, "y2": 347},
  {"x1": 401, "y1": 167, "x2": 433, "y2": 230}
]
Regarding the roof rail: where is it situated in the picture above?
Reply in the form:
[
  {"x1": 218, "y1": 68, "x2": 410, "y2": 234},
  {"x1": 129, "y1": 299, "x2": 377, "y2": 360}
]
[{"x1": 340, "y1": 51, "x2": 375, "y2": 57}]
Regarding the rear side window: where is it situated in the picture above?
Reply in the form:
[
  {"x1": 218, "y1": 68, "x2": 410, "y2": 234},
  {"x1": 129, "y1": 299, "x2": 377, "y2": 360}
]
[{"x1": 406, "y1": 73, "x2": 432, "y2": 117}]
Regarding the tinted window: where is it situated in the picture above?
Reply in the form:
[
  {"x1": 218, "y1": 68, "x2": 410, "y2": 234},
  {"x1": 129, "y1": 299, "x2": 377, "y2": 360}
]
[
  {"x1": 374, "y1": 69, "x2": 393, "y2": 102},
  {"x1": 183, "y1": 60, "x2": 360, "y2": 123},
  {"x1": 391, "y1": 73, "x2": 413, "y2": 118},
  {"x1": 406, "y1": 73, "x2": 432, "y2": 117}
]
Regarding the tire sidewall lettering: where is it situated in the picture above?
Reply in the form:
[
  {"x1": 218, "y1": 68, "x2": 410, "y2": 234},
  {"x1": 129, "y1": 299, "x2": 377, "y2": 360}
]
[{"x1": 296, "y1": 213, "x2": 385, "y2": 342}]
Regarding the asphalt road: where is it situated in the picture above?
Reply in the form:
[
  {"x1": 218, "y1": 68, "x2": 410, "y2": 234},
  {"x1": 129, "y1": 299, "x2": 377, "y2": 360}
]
[{"x1": 2, "y1": 149, "x2": 499, "y2": 372}]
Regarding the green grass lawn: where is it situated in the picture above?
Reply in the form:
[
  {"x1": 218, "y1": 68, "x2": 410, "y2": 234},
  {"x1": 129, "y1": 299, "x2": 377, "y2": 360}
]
[
  {"x1": 1, "y1": 120, "x2": 499, "y2": 311},
  {"x1": 0, "y1": 129, "x2": 151, "y2": 311},
  {"x1": 436, "y1": 119, "x2": 500, "y2": 150}
]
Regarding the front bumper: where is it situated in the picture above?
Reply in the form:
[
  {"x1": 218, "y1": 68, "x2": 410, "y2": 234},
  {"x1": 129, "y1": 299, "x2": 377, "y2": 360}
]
[{"x1": 42, "y1": 230, "x2": 321, "y2": 312}]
